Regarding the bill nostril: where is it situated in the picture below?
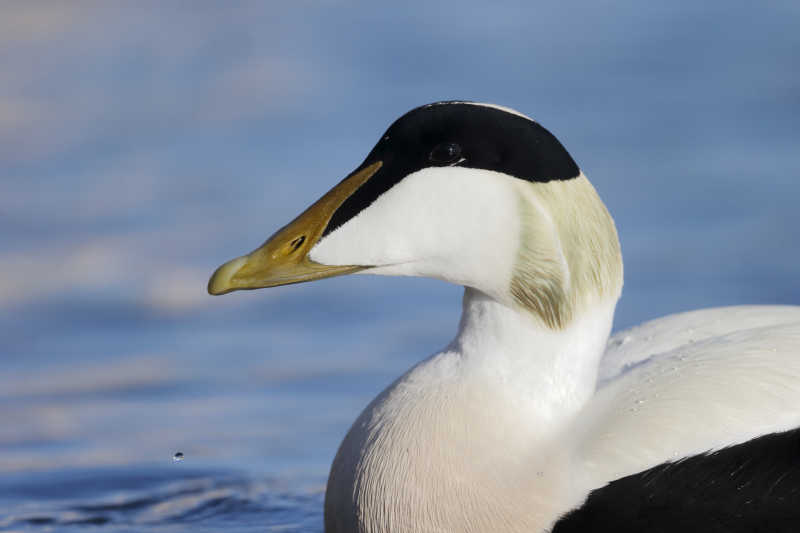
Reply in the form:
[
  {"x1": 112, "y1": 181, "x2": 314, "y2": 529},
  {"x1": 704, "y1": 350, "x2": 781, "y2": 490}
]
[{"x1": 289, "y1": 235, "x2": 306, "y2": 253}]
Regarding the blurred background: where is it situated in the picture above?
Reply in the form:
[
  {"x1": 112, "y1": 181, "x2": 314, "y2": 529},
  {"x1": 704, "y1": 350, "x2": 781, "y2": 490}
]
[{"x1": 1, "y1": 2, "x2": 798, "y2": 531}]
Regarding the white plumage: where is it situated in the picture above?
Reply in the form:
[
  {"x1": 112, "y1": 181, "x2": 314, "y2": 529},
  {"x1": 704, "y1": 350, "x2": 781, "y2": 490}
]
[{"x1": 586, "y1": 305, "x2": 800, "y2": 483}]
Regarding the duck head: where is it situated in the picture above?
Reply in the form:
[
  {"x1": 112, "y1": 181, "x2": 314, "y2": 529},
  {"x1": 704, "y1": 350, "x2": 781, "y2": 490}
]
[{"x1": 208, "y1": 101, "x2": 623, "y2": 329}]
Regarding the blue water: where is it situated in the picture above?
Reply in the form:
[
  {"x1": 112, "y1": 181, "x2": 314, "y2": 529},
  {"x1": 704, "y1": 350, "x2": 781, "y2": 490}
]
[
  {"x1": 0, "y1": 466, "x2": 323, "y2": 531},
  {"x1": 1, "y1": 2, "x2": 799, "y2": 531}
]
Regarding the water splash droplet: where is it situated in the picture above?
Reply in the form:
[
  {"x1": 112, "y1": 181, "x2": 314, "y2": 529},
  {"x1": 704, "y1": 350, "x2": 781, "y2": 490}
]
[{"x1": 173, "y1": 452, "x2": 184, "y2": 462}]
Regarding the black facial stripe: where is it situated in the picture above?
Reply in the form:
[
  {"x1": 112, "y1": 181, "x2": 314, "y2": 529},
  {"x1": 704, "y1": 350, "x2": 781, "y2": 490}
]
[{"x1": 323, "y1": 102, "x2": 580, "y2": 237}]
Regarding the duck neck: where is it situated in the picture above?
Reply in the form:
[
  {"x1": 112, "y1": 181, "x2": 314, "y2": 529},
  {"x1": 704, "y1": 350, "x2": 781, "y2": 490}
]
[
  {"x1": 451, "y1": 287, "x2": 616, "y2": 432},
  {"x1": 325, "y1": 287, "x2": 618, "y2": 532}
]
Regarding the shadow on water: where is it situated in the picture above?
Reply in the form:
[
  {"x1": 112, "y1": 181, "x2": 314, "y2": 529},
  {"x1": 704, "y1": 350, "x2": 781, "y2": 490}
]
[{"x1": 0, "y1": 466, "x2": 323, "y2": 532}]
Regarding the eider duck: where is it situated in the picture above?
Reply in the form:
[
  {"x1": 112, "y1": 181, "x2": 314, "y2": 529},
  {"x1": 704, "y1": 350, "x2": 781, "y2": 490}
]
[{"x1": 208, "y1": 101, "x2": 800, "y2": 532}]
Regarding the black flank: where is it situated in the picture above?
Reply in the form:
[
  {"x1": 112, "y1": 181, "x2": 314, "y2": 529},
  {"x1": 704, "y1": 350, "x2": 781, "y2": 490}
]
[{"x1": 552, "y1": 427, "x2": 800, "y2": 533}]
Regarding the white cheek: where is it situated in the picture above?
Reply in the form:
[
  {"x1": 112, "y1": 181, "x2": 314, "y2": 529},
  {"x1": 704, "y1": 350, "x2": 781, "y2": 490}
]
[{"x1": 309, "y1": 167, "x2": 521, "y2": 301}]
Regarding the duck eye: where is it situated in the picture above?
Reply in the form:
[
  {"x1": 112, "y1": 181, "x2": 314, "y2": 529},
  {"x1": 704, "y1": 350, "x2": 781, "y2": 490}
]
[{"x1": 429, "y1": 142, "x2": 462, "y2": 165}]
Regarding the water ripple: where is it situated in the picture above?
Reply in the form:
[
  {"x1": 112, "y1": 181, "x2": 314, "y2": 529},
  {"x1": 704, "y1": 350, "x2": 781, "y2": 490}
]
[{"x1": 0, "y1": 468, "x2": 324, "y2": 532}]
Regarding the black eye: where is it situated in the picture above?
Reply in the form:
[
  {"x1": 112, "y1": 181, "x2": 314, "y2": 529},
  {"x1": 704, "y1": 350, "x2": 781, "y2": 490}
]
[{"x1": 429, "y1": 142, "x2": 462, "y2": 165}]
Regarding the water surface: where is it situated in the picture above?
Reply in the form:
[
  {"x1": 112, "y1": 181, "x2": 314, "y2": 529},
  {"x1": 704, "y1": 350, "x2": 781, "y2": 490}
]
[{"x1": 1, "y1": 2, "x2": 798, "y2": 531}]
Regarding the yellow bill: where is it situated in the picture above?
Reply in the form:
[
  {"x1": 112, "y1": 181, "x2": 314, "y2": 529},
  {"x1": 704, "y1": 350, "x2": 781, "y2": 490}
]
[{"x1": 207, "y1": 161, "x2": 382, "y2": 295}]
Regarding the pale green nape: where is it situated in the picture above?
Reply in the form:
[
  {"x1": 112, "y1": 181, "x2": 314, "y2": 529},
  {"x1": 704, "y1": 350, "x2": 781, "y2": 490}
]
[{"x1": 511, "y1": 175, "x2": 623, "y2": 329}]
